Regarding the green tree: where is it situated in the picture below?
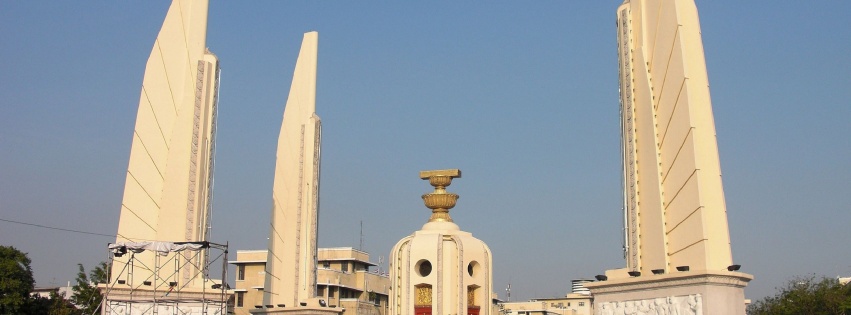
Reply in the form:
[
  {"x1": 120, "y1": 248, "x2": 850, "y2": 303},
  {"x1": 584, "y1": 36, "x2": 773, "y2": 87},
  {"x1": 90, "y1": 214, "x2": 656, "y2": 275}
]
[
  {"x1": 27, "y1": 291, "x2": 81, "y2": 315},
  {"x1": 748, "y1": 275, "x2": 851, "y2": 315},
  {"x1": 47, "y1": 291, "x2": 82, "y2": 315},
  {"x1": 0, "y1": 245, "x2": 35, "y2": 314},
  {"x1": 71, "y1": 262, "x2": 108, "y2": 315}
]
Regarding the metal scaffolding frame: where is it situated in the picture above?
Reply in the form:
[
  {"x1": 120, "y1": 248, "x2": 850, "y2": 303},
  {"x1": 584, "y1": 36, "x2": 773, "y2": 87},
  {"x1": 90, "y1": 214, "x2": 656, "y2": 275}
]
[{"x1": 101, "y1": 241, "x2": 230, "y2": 315}]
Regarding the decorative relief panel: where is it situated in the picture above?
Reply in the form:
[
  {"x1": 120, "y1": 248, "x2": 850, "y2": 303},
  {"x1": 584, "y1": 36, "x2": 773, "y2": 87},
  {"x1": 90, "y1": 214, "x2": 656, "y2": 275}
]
[
  {"x1": 596, "y1": 294, "x2": 702, "y2": 315},
  {"x1": 617, "y1": 6, "x2": 640, "y2": 270},
  {"x1": 415, "y1": 285, "x2": 433, "y2": 306}
]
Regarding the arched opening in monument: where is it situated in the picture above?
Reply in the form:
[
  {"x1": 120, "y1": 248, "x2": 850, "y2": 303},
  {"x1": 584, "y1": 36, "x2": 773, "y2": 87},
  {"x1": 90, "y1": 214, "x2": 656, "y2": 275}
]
[{"x1": 415, "y1": 284, "x2": 433, "y2": 315}]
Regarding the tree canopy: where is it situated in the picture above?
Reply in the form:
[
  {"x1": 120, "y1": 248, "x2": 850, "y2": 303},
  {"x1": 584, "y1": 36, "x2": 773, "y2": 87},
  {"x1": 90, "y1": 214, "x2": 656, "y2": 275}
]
[
  {"x1": 748, "y1": 275, "x2": 851, "y2": 315},
  {"x1": 0, "y1": 245, "x2": 36, "y2": 314},
  {"x1": 0, "y1": 245, "x2": 110, "y2": 314},
  {"x1": 71, "y1": 262, "x2": 108, "y2": 315}
]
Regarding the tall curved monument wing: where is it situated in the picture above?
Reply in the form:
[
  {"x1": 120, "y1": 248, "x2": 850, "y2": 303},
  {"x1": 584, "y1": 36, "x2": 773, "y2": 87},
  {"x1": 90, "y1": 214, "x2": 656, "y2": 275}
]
[
  {"x1": 617, "y1": 0, "x2": 731, "y2": 273},
  {"x1": 113, "y1": 0, "x2": 219, "y2": 288},
  {"x1": 262, "y1": 31, "x2": 326, "y2": 311},
  {"x1": 587, "y1": 1, "x2": 752, "y2": 314}
]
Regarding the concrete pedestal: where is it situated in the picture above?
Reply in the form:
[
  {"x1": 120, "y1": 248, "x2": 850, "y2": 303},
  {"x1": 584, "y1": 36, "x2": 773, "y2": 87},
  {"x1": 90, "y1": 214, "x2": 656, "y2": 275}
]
[
  {"x1": 99, "y1": 285, "x2": 231, "y2": 315},
  {"x1": 249, "y1": 298, "x2": 343, "y2": 315},
  {"x1": 584, "y1": 271, "x2": 752, "y2": 315},
  {"x1": 249, "y1": 306, "x2": 342, "y2": 315}
]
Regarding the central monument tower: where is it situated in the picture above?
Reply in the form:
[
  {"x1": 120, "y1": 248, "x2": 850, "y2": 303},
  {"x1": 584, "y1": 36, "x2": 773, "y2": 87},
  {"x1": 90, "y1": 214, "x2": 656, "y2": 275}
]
[{"x1": 390, "y1": 169, "x2": 493, "y2": 315}]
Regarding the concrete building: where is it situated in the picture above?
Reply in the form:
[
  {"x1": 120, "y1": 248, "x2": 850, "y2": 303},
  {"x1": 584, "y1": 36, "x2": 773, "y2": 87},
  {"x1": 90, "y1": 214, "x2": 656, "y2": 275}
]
[
  {"x1": 32, "y1": 284, "x2": 73, "y2": 300},
  {"x1": 103, "y1": 0, "x2": 229, "y2": 313},
  {"x1": 390, "y1": 170, "x2": 493, "y2": 315},
  {"x1": 256, "y1": 31, "x2": 331, "y2": 315},
  {"x1": 232, "y1": 250, "x2": 268, "y2": 313},
  {"x1": 499, "y1": 294, "x2": 592, "y2": 315},
  {"x1": 498, "y1": 281, "x2": 593, "y2": 315},
  {"x1": 231, "y1": 248, "x2": 390, "y2": 315},
  {"x1": 585, "y1": 1, "x2": 751, "y2": 314}
]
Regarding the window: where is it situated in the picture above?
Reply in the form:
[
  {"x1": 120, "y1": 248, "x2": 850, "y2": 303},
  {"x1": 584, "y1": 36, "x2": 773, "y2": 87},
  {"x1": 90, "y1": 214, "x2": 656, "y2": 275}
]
[
  {"x1": 323, "y1": 261, "x2": 330, "y2": 269},
  {"x1": 341, "y1": 289, "x2": 355, "y2": 299},
  {"x1": 416, "y1": 260, "x2": 432, "y2": 277},
  {"x1": 236, "y1": 292, "x2": 244, "y2": 307},
  {"x1": 341, "y1": 262, "x2": 349, "y2": 272},
  {"x1": 369, "y1": 292, "x2": 380, "y2": 305},
  {"x1": 578, "y1": 302, "x2": 585, "y2": 306},
  {"x1": 237, "y1": 265, "x2": 245, "y2": 280},
  {"x1": 318, "y1": 286, "x2": 325, "y2": 296}
]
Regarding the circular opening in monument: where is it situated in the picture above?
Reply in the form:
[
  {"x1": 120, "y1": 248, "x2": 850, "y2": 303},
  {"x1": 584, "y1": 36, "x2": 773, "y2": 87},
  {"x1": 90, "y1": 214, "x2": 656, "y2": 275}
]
[
  {"x1": 468, "y1": 261, "x2": 479, "y2": 277},
  {"x1": 416, "y1": 260, "x2": 432, "y2": 277}
]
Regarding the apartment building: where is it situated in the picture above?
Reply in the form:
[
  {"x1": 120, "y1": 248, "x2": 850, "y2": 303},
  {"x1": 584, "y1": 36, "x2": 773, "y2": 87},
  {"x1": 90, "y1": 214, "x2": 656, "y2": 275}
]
[{"x1": 231, "y1": 248, "x2": 389, "y2": 315}]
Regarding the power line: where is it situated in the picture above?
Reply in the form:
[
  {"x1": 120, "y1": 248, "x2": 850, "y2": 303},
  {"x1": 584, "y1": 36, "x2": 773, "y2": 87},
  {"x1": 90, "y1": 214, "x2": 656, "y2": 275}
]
[
  {"x1": 0, "y1": 217, "x2": 115, "y2": 238},
  {"x1": 0, "y1": 217, "x2": 179, "y2": 243}
]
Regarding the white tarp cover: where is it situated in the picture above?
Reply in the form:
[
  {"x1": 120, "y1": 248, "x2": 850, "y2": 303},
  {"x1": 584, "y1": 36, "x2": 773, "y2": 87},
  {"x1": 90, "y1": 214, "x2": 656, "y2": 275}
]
[{"x1": 110, "y1": 242, "x2": 206, "y2": 256}]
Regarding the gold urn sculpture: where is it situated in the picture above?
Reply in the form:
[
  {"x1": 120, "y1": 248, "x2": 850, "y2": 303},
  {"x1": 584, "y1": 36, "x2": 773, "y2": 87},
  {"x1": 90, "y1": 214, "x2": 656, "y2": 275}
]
[{"x1": 420, "y1": 169, "x2": 461, "y2": 222}]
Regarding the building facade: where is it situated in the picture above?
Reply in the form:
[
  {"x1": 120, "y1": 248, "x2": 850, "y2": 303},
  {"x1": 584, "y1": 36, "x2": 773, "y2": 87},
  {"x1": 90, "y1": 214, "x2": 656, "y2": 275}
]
[
  {"x1": 231, "y1": 248, "x2": 390, "y2": 315},
  {"x1": 499, "y1": 294, "x2": 592, "y2": 315}
]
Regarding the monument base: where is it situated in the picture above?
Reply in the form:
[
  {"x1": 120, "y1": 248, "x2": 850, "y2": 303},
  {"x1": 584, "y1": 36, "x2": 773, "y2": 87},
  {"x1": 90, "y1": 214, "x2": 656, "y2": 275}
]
[
  {"x1": 584, "y1": 270, "x2": 752, "y2": 315},
  {"x1": 249, "y1": 298, "x2": 343, "y2": 315},
  {"x1": 249, "y1": 307, "x2": 342, "y2": 315},
  {"x1": 99, "y1": 284, "x2": 231, "y2": 315}
]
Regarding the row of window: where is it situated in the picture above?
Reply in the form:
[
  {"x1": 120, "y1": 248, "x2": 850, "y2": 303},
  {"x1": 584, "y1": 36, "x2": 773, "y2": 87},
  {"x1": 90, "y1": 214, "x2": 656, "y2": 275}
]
[
  {"x1": 547, "y1": 301, "x2": 586, "y2": 308},
  {"x1": 322, "y1": 261, "x2": 370, "y2": 272},
  {"x1": 236, "y1": 260, "x2": 368, "y2": 282},
  {"x1": 235, "y1": 287, "x2": 385, "y2": 308}
]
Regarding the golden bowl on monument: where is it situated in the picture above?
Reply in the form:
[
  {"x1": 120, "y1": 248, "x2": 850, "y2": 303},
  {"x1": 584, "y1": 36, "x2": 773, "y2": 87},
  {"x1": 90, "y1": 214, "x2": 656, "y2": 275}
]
[{"x1": 421, "y1": 193, "x2": 458, "y2": 210}]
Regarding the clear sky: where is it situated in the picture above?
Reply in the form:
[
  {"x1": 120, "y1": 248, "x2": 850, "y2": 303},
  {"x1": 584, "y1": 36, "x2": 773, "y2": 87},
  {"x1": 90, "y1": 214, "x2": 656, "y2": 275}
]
[{"x1": 1, "y1": 1, "x2": 849, "y2": 302}]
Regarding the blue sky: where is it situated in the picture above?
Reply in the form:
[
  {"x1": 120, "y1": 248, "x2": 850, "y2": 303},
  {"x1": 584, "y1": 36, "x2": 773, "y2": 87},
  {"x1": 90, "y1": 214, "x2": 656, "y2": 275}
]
[{"x1": 1, "y1": 1, "x2": 849, "y2": 302}]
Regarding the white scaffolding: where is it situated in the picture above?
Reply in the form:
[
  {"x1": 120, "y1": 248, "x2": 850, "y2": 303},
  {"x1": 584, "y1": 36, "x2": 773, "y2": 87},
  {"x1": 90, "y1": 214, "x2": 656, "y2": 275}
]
[{"x1": 100, "y1": 241, "x2": 231, "y2": 315}]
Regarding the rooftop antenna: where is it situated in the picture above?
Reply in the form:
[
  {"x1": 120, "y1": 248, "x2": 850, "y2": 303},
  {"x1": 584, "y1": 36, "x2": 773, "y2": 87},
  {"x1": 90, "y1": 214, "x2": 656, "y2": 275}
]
[
  {"x1": 506, "y1": 283, "x2": 511, "y2": 302},
  {"x1": 359, "y1": 220, "x2": 364, "y2": 251}
]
